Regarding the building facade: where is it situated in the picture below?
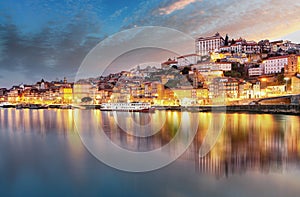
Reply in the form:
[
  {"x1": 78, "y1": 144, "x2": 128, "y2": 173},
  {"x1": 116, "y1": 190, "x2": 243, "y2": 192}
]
[
  {"x1": 263, "y1": 56, "x2": 288, "y2": 74},
  {"x1": 177, "y1": 54, "x2": 200, "y2": 67},
  {"x1": 284, "y1": 55, "x2": 299, "y2": 76},
  {"x1": 195, "y1": 33, "x2": 224, "y2": 56},
  {"x1": 248, "y1": 67, "x2": 263, "y2": 77}
]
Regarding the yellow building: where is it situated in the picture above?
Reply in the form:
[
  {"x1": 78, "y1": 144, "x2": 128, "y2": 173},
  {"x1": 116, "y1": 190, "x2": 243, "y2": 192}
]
[
  {"x1": 73, "y1": 83, "x2": 94, "y2": 103},
  {"x1": 172, "y1": 88, "x2": 209, "y2": 106},
  {"x1": 60, "y1": 87, "x2": 73, "y2": 103},
  {"x1": 284, "y1": 54, "x2": 299, "y2": 76},
  {"x1": 291, "y1": 76, "x2": 300, "y2": 94},
  {"x1": 298, "y1": 55, "x2": 300, "y2": 73},
  {"x1": 210, "y1": 52, "x2": 227, "y2": 62}
]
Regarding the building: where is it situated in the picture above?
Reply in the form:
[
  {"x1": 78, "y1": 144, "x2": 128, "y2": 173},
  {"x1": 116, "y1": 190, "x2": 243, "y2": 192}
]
[
  {"x1": 161, "y1": 75, "x2": 175, "y2": 85},
  {"x1": 209, "y1": 77, "x2": 239, "y2": 100},
  {"x1": 265, "y1": 85, "x2": 286, "y2": 96},
  {"x1": 258, "y1": 39, "x2": 271, "y2": 53},
  {"x1": 263, "y1": 55, "x2": 299, "y2": 75},
  {"x1": 226, "y1": 54, "x2": 248, "y2": 64},
  {"x1": 284, "y1": 55, "x2": 299, "y2": 76},
  {"x1": 73, "y1": 83, "x2": 95, "y2": 103},
  {"x1": 0, "y1": 88, "x2": 7, "y2": 102},
  {"x1": 230, "y1": 44, "x2": 242, "y2": 53},
  {"x1": 270, "y1": 40, "x2": 284, "y2": 52},
  {"x1": 217, "y1": 62, "x2": 232, "y2": 71},
  {"x1": 195, "y1": 32, "x2": 224, "y2": 56},
  {"x1": 226, "y1": 39, "x2": 260, "y2": 54},
  {"x1": 177, "y1": 54, "x2": 200, "y2": 67},
  {"x1": 239, "y1": 82, "x2": 251, "y2": 99},
  {"x1": 248, "y1": 67, "x2": 263, "y2": 77},
  {"x1": 172, "y1": 88, "x2": 209, "y2": 106},
  {"x1": 144, "y1": 82, "x2": 164, "y2": 99},
  {"x1": 263, "y1": 56, "x2": 288, "y2": 74},
  {"x1": 298, "y1": 55, "x2": 300, "y2": 73},
  {"x1": 59, "y1": 86, "x2": 73, "y2": 103},
  {"x1": 193, "y1": 62, "x2": 231, "y2": 72},
  {"x1": 0, "y1": 88, "x2": 7, "y2": 97},
  {"x1": 242, "y1": 41, "x2": 260, "y2": 54},
  {"x1": 161, "y1": 58, "x2": 178, "y2": 69},
  {"x1": 291, "y1": 75, "x2": 300, "y2": 94}
]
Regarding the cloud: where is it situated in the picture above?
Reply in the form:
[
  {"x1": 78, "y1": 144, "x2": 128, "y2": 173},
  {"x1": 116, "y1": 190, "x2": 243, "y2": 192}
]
[
  {"x1": 0, "y1": 13, "x2": 103, "y2": 87},
  {"x1": 1, "y1": 0, "x2": 300, "y2": 88},
  {"x1": 122, "y1": 0, "x2": 300, "y2": 43},
  {"x1": 158, "y1": 0, "x2": 199, "y2": 15},
  {"x1": 110, "y1": 7, "x2": 128, "y2": 19}
]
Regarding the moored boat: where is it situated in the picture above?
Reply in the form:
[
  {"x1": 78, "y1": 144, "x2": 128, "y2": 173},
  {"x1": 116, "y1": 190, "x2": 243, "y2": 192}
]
[
  {"x1": 0, "y1": 102, "x2": 16, "y2": 108},
  {"x1": 28, "y1": 104, "x2": 48, "y2": 109},
  {"x1": 100, "y1": 102, "x2": 155, "y2": 112},
  {"x1": 59, "y1": 104, "x2": 73, "y2": 109}
]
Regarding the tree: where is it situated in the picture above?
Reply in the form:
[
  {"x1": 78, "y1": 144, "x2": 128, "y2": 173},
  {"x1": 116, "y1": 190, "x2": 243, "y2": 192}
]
[
  {"x1": 182, "y1": 66, "x2": 190, "y2": 75},
  {"x1": 171, "y1": 65, "x2": 178, "y2": 70},
  {"x1": 164, "y1": 79, "x2": 179, "y2": 89},
  {"x1": 224, "y1": 34, "x2": 229, "y2": 46},
  {"x1": 231, "y1": 39, "x2": 235, "y2": 45}
]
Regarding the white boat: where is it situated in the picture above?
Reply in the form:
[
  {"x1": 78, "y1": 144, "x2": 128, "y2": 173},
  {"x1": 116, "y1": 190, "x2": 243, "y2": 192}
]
[
  {"x1": 0, "y1": 102, "x2": 15, "y2": 108},
  {"x1": 100, "y1": 102, "x2": 155, "y2": 112}
]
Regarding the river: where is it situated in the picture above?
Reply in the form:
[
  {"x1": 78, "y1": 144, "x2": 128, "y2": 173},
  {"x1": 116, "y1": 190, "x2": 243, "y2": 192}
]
[{"x1": 0, "y1": 108, "x2": 300, "y2": 196}]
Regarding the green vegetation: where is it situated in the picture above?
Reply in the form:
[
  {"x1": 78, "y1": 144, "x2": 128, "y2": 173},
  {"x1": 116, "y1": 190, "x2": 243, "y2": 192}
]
[
  {"x1": 224, "y1": 71, "x2": 242, "y2": 78},
  {"x1": 224, "y1": 63, "x2": 246, "y2": 78}
]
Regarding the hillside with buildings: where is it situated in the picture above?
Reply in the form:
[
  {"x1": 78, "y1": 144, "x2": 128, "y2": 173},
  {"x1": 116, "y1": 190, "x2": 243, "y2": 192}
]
[{"x1": 1, "y1": 33, "x2": 300, "y2": 106}]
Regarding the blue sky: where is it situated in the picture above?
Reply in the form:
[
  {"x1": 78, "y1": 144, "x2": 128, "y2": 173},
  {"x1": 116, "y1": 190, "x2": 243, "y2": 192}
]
[{"x1": 0, "y1": 0, "x2": 300, "y2": 87}]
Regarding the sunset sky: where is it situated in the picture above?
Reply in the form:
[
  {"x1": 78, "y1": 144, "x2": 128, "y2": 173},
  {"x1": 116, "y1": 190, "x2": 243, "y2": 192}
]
[{"x1": 0, "y1": 0, "x2": 300, "y2": 87}]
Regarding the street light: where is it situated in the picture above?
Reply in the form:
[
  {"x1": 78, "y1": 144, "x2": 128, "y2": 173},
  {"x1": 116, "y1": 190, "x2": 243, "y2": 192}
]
[{"x1": 261, "y1": 78, "x2": 267, "y2": 82}]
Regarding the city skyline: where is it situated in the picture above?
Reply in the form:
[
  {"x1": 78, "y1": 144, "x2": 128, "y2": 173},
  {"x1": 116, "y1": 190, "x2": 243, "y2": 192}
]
[
  {"x1": 0, "y1": 31, "x2": 299, "y2": 89},
  {"x1": 1, "y1": 0, "x2": 300, "y2": 87},
  {"x1": 1, "y1": 2, "x2": 300, "y2": 196}
]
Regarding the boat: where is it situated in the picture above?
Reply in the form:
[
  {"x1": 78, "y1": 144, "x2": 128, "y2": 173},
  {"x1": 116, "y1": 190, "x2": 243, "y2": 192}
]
[
  {"x1": 59, "y1": 104, "x2": 73, "y2": 109},
  {"x1": 16, "y1": 104, "x2": 23, "y2": 109},
  {"x1": 0, "y1": 102, "x2": 15, "y2": 108},
  {"x1": 16, "y1": 103, "x2": 30, "y2": 109},
  {"x1": 28, "y1": 104, "x2": 48, "y2": 109},
  {"x1": 100, "y1": 102, "x2": 155, "y2": 112}
]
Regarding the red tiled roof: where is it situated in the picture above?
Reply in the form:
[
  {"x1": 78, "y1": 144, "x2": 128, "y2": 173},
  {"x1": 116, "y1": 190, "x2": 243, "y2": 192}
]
[
  {"x1": 216, "y1": 62, "x2": 231, "y2": 64},
  {"x1": 266, "y1": 55, "x2": 289, "y2": 60},
  {"x1": 177, "y1": 54, "x2": 199, "y2": 58},
  {"x1": 162, "y1": 60, "x2": 177, "y2": 65}
]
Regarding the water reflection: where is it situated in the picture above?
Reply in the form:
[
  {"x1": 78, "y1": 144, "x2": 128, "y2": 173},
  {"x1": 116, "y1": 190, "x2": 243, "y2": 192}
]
[
  {"x1": 0, "y1": 108, "x2": 299, "y2": 177},
  {"x1": 194, "y1": 113, "x2": 300, "y2": 178}
]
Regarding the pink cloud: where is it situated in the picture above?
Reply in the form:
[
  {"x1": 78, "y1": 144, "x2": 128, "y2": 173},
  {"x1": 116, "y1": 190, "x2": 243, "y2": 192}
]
[{"x1": 159, "y1": 0, "x2": 199, "y2": 15}]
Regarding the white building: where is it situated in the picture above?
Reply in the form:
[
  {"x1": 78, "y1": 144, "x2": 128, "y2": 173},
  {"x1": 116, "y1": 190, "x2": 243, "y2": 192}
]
[
  {"x1": 248, "y1": 67, "x2": 264, "y2": 76},
  {"x1": 195, "y1": 32, "x2": 224, "y2": 56},
  {"x1": 217, "y1": 62, "x2": 232, "y2": 71},
  {"x1": 177, "y1": 54, "x2": 200, "y2": 67},
  {"x1": 192, "y1": 62, "x2": 231, "y2": 72},
  {"x1": 230, "y1": 44, "x2": 242, "y2": 53},
  {"x1": 161, "y1": 58, "x2": 178, "y2": 69},
  {"x1": 263, "y1": 56, "x2": 288, "y2": 74}
]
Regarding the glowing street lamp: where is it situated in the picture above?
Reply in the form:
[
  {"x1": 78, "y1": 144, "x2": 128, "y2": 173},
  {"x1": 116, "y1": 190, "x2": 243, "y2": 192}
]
[{"x1": 261, "y1": 78, "x2": 267, "y2": 82}]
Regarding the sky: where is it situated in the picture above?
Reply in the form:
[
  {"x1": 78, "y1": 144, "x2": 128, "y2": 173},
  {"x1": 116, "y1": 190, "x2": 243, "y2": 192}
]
[{"x1": 0, "y1": 0, "x2": 299, "y2": 88}]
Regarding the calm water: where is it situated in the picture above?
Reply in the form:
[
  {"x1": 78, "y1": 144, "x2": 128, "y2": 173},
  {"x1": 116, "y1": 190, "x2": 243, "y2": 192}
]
[{"x1": 0, "y1": 108, "x2": 300, "y2": 197}]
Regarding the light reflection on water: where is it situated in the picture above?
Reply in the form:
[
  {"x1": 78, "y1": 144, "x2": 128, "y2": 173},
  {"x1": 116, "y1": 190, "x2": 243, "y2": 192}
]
[{"x1": 0, "y1": 108, "x2": 300, "y2": 196}]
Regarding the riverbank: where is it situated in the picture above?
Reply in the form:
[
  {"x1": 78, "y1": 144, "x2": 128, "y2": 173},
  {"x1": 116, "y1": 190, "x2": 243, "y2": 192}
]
[
  {"x1": 155, "y1": 105, "x2": 300, "y2": 115},
  {"x1": 1, "y1": 104, "x2": 299, "y2": 115}
]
